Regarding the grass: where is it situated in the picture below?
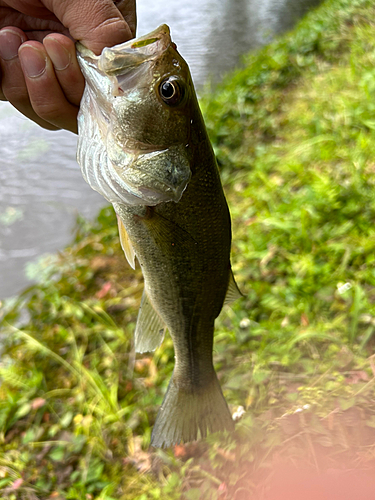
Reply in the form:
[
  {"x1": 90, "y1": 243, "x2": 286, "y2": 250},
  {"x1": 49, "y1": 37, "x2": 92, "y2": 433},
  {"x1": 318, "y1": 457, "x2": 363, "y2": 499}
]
[{"x1": 2, "y1": 0, "x2": 375, "y2": 497}]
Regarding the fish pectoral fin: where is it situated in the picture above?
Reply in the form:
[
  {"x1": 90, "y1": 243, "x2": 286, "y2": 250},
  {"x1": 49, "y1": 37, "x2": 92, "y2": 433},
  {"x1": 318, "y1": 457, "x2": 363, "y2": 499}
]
[
  {"x1": 224, "y1": 269, "x2": 243, "y2": 305},
  {"x1": 116, "y1": 213, "x2": 136, "y2": 270},
  {"x1": 135, "y1": 290, "x2": 166, "y2": 353},
  {"x1": 143, "y1": 210, "x2": 198, "y2": 250}
]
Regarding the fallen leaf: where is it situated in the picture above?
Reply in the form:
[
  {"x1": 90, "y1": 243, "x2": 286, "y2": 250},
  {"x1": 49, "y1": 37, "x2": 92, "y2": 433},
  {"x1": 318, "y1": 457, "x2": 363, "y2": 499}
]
[
  {"x1": 300, "y1": 313, "x2": 309, "y2": 327},
  {"x1": 31, "y1": 397, "x2": 46, "y2": 410},
  {"x1": 95, "y1": 281, "x2": 113, "y2": 299},
  {"x1": 12, "y1": 478, "x2": 23, "y2": 490}
]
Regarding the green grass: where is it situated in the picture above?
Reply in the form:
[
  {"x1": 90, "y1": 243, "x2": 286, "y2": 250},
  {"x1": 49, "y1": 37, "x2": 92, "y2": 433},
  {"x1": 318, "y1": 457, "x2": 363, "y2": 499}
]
[{"x1": 2, "y1": 0, "x2": 375, "y2": 497}]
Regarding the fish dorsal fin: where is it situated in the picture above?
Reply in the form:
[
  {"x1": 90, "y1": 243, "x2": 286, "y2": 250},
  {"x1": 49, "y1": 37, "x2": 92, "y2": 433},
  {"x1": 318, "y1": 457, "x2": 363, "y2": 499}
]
[
  {"x1": 135, "y1": 290, "x2": 166, "y2": 353},
  {"x1": 116, "y1": 214, "x2": 136, "y2": 270},
  {"x1": 224, "y1": 269, "x2": 243, "y2": 305}
]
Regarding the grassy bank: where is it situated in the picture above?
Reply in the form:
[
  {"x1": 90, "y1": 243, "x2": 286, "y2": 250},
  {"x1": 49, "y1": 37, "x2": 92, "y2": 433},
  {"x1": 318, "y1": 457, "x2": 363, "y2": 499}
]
[{"x1": 2, "y1": 0, "x2": 375, "y2": 497}]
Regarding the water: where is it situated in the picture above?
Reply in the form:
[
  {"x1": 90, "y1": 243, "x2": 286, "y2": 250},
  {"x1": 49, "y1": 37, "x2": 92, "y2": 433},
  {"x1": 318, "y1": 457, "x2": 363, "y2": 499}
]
[
  {"x1": 137, "y1": 0, "x2": 322, "y2": 86},
  {"x1": 0, "y1": 0, "x2": 322, "y2": 299}
]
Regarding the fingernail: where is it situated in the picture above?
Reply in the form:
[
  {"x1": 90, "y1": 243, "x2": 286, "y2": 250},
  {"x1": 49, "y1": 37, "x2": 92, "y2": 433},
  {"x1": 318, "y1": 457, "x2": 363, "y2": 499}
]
[
  {"x1": 0, "y1": 29, "x2": 24, "y2": 61},
  {"x1": 19, "y1": 44, "x2": 47, "y2": 78},
  {"x1": 44, "y1": 37, "x2": 71, "y2": 71}
]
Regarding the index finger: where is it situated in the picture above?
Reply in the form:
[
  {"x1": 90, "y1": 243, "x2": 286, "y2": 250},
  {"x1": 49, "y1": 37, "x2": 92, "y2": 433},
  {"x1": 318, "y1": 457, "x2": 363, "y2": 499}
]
[
  {"x1": 0, "y1": 67, "x2": 5, "y2": 100},
  {"x1": 41, "y1": 0, "x2": 136, "y2": 54}
]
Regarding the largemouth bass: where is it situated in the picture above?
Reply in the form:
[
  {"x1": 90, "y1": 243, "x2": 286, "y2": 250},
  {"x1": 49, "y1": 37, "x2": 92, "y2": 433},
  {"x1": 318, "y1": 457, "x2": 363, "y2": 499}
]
[{"x1": 76, "y1": 25, "x2": 241, "y2": 448}]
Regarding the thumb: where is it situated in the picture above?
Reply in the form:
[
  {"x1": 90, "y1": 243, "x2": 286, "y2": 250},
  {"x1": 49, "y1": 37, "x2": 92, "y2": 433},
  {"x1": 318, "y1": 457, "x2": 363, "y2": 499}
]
[{"x1": 41, "y1": 0, "x2": 135, "y2": 54}]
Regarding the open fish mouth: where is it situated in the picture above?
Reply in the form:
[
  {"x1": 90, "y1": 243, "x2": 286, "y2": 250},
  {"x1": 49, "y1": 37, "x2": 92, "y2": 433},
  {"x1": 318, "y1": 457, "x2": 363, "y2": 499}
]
[
  {"x1": 98, "y1": 25, "x2": 172, "y2": 74},
  {"x1": 76, "y1": 25, "x2": 192, "y2": 207},
  {"x1": 76, "y1": 24, "x2": 172, "y2": 70},
  {"x1": 76, "y1": 25, "x2": 174, "y2": 99}
]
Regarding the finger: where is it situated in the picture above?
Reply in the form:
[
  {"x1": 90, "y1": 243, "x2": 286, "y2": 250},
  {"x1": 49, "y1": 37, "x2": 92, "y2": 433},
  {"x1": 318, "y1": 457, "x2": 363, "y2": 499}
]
[
  {"x1": 18, "y1": 41, "x2": 78, "y2": 132},
  {"x1": 1, "y1": 0, "x2": 60, "y2": 22},
  {"x1": 115, "y1": 0, "x2": 137, "y2": 38},
  {"x1": 0, "y1": 27, "x2": 58, "y2": 129},
  {"x1": 0, "y1": 5, "x2": 65, "y2": 36},
  {"x1": 0, "y1": 63, "x2": 6, "y2": 101},
  {"x1": 42, "y1": 0, "x2": 134, "y2": 54},
  {"x1": 43, "y1": 34, "x2": 85, "y2": 106},
  {"x1": 0, "y1": 26, "x2": 26, "y2": 101}
]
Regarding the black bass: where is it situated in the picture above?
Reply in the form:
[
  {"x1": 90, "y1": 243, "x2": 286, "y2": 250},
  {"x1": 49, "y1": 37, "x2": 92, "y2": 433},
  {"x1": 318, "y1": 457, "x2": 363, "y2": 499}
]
[{"x1": 76, "y1": 25, "x2": 241, "y2": 448}]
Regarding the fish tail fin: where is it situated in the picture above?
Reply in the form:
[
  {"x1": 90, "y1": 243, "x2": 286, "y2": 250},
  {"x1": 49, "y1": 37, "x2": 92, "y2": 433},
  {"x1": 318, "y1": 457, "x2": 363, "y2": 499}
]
[{"x1": 151, "y1": 372, "x2": 234, "y2": 448}]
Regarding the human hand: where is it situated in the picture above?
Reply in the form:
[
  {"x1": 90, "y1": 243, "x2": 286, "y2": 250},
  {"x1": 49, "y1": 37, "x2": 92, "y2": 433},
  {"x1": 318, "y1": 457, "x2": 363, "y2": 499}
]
[{"x1": 0, "y1": 0, "x2": 136, "y2": 133}]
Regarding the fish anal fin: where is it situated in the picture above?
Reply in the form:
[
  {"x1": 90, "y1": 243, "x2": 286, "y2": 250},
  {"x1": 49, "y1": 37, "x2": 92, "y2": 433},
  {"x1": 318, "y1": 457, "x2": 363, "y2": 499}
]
[
  {"x1": 116, "y1": 214, "x2": 136, "y2": 270},
  {"x1": 224, "y1": 268, "x2": 243, "y2": 306},
  {"x1": 135, "y1": 290, "x2": 166, "y2": 353}
]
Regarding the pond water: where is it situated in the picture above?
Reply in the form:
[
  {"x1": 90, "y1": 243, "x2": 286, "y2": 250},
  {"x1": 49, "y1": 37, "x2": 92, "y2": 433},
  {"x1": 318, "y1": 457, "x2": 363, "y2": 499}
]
[{"x1": 0, "y1": 0, "x2": 322, "y2": 299}]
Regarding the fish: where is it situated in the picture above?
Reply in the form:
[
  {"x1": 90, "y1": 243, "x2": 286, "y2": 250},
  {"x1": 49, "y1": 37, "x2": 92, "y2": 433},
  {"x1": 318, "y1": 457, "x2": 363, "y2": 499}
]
[{"x1": 76, "y1": 25, "x2": 241, "y2": 448}]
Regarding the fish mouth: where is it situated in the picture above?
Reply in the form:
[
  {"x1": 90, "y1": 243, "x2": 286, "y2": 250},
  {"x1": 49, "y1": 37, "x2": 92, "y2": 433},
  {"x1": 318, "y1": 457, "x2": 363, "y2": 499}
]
[
  {"x1": 100, "y1": 25, "x2": 172, "y2": 74},
  {"x1": 76, "y1": 24, "x2": 174, "y2": 98},
  {"x1": 76, "y1": 25, "x2": 172, "y2": 76}
]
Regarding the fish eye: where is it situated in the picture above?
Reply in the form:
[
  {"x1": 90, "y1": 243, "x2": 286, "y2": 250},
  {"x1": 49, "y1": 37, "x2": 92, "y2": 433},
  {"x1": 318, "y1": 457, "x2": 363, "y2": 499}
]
[{"x1": 159, "y1": 77, "x2": 184, "y2": 106}]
